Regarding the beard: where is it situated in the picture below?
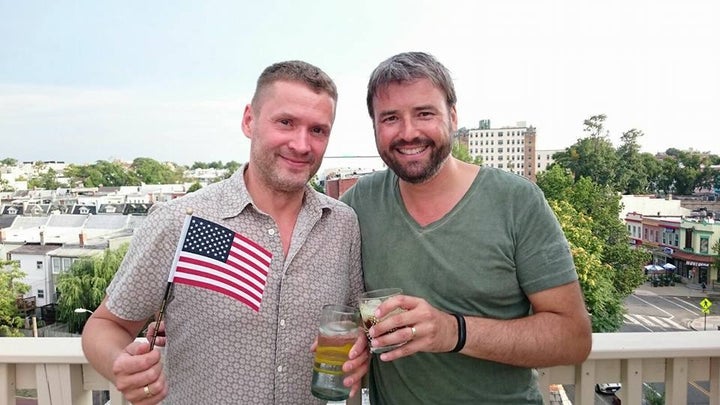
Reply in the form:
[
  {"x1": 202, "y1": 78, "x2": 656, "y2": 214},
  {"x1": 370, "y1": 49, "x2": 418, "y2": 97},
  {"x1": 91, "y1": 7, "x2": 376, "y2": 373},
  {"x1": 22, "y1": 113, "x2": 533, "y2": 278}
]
[
  {"x1": 251, "y1": 145, "x2": 320, "y2": 194},
  {"x1": 378, "y1": 124, "x2": 453, "y2": 184}
]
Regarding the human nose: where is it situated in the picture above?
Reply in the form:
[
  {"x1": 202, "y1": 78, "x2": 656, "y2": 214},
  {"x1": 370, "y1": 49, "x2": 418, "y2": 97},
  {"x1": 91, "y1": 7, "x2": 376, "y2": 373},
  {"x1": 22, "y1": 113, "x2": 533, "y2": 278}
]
[
  {"x1": 397, "y1": 117, "x2": 420, "y2": 141},
  {"x1": 288, "y1": 129, "x2": 312, "y2": 153}
]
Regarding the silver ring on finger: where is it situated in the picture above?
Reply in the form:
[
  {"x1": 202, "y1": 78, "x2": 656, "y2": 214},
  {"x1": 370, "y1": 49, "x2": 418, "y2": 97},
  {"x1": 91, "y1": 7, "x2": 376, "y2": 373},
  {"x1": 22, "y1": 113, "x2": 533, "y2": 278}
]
[{"x1": 410, "y1": 326, "x2": 417, "y2": 340}]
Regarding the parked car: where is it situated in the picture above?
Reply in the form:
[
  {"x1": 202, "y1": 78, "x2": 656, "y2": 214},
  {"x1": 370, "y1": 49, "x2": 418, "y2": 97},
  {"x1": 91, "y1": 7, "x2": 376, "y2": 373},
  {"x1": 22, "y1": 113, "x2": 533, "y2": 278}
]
[{"x1": 595, "y1": 383, "x2": 622, "y2": 395}]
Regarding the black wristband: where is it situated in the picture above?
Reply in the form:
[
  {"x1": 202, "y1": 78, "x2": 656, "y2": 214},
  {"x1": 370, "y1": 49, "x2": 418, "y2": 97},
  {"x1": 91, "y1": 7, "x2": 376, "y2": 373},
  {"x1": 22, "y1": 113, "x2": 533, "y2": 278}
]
[{"x1": 449, "y1": 313, "x2": 466, "y2": 353}]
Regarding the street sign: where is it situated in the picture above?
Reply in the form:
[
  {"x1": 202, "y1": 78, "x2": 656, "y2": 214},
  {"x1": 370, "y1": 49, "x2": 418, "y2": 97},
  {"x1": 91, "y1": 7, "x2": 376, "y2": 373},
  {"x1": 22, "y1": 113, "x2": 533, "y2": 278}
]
[
  {"x1": 700, "y1": 298, "x2": 712, "y2": 311},
  {"x1": 702, "y1": 308, "x2": 710, "y2": 314}
]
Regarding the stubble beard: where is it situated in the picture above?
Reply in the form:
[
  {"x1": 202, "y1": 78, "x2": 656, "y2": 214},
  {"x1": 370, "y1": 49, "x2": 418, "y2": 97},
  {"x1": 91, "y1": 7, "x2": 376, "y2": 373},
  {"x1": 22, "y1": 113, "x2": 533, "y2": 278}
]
[
  {"x1": 378, "y1": 125, "x2": 453, "y2": 185},
  {"x1": 252, "y1": 147, "x2": 318, "y2": 194}
]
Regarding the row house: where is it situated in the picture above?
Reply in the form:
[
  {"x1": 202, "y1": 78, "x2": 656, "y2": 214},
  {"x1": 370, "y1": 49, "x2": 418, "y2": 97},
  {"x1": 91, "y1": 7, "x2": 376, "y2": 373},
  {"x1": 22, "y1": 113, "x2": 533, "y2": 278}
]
[{"x1": 626, "y1": 210, "x2": 718, "y2": 287}]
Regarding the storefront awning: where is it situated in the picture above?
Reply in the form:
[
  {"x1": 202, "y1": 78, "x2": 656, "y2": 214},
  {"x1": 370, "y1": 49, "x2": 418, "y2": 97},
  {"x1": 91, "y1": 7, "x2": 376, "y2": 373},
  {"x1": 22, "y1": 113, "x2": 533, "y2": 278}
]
[{"x1": 672, "y1": 250, "x2": 714, "y2": 267}]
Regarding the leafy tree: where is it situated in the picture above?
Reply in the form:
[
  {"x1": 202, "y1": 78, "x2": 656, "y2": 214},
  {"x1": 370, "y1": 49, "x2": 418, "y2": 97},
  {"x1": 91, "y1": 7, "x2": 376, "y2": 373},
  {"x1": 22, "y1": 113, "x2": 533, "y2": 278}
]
[
  {"x1": 0, "y1": 177, "x2": 13, "y2": 192},
  {"x1": 309, "y1": 177, "x2": 324, "y2": 193},
  {"x1": 0, "y1": 158, "x2": 18, "y2": 166},
  {"x1": 191, "y1": 161, "x2": 208, "y2": 170},
  {"x1": 548, "y1": 200, "x2": 624, "y2": 332},
  {"x1": 538, "y1": 166, "x2": 647, "y2": 331},
  {"x1": 224, "y1": 160, "x2": 242, "y2": 175},
  {"x1": 451, "y1": 140, "x2": 475, "y2": 164},
  {"x1": 553, "y1": 115, "x2": 619, "y2": 187},
  {"x1": 187, "y1": 181, "x2": 203, "y2": 193},
  {"x1": 0, "y1": 261, "x2": 29, "y2": 337},
  {"x1": 56, "y1": 244, "x2": 128, "y2": 333},
  {"x1": 28, "y1": 167, "x2": 62, "y2": 190},
  {"x1": 131, "y1": 157, "x2": 182, "y2": 184}
]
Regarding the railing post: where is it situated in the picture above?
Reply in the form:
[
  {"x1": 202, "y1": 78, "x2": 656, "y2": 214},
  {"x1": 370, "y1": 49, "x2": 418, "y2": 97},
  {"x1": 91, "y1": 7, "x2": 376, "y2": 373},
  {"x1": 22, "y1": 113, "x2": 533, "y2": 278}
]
[
  {"x1": 711, "y1": 357, "x2": 720, "y2": 405},
  {"x1": 665, "y1": 357, "x2": 688, "y2": 405},
  {"x1": 537, "y1": 367, "x2": 551, "y2": 403},
  {"x1": 576, "y1": 359, "x2": 596, "y2": 404},
  {"x1": 0, "y1": 364, "x2": 16, "y2": 405},
  {"x1": 35, "y1": 363, "x2": 92, "y2": 405},
  {"x1": 618, "y1": 358, "x2": 643, "y2": 404}
]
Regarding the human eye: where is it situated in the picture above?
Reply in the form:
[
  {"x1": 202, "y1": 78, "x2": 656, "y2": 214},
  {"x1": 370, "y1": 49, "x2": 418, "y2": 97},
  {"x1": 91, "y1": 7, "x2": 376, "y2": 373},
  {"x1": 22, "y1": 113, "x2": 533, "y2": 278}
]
[
  {"x1": 311, "y1": 126, "x2": 328, "y2": 136},
  {"x1": 278, "y1": 118, "x2": 292, "y2": 126},
  {"x1": 381, "y1": 115, "x2": 398, "y2": 123},
  {"x1": 418, "y1": 111, "x2": 435, "y2": 119}
]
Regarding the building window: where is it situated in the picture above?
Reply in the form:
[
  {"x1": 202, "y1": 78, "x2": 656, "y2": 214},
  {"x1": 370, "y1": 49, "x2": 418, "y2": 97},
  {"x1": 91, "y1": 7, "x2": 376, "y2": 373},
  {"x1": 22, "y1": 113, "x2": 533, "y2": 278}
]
[
  {"x1": 36, "y1": 261, "x2": 43, "y2": 270},
  {"x1": 700, "y1": 237, "x2": 709, "y2": 254},
  {"x1": 684, "y1": 229, "x2": 693, "y2": 249},
  {"x1": 63, "y1": 257, "x2": 72, "y2": 271},
  {"x1": 38, "y1": 289, "x2": 45, "y2": 299},
  {"x1": 52, "y1": 257, "x2": 61, "y2": 275}
]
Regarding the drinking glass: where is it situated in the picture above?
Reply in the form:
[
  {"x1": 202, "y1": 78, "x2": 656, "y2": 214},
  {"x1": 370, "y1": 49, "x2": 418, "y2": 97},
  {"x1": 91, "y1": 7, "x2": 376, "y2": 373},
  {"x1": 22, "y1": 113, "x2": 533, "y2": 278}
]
[
  {"x1": 311, "y1": 304, "x2": 360, "y2": 401},
  {"x1": 358, "y1": 288, "x2": 405, "y2": 354}
]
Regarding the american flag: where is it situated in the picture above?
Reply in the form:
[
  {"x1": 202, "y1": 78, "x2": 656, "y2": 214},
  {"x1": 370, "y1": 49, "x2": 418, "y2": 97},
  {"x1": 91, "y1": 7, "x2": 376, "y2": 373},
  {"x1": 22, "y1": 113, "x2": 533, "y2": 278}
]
[{"x1": 169, "y1": 216, "x2": 273, "y2": 312}]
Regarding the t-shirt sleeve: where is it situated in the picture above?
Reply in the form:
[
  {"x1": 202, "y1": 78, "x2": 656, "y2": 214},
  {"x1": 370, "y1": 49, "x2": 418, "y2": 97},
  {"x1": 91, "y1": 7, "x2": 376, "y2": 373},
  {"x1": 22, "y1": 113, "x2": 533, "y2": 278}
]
[{"x1": 513, "y1": 185, "x2": 578, "y2": 295}]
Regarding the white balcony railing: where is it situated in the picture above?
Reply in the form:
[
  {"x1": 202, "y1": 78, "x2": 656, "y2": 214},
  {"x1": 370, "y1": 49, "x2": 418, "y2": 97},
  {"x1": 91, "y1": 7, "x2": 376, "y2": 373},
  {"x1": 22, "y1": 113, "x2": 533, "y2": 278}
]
[{"x1": 2, "y1": 331, "x2": 719, "y2": 405}]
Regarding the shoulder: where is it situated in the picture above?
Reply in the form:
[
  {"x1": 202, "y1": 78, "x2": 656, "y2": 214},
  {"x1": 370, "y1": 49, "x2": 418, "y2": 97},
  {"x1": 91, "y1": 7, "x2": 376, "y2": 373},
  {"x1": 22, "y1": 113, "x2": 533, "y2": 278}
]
[
  {"x1": 341, "y1": 170, "x2": 394, "y2": 205},
  {"x1": 479, "y1": 167, "x2": 544, "y2": 198}
]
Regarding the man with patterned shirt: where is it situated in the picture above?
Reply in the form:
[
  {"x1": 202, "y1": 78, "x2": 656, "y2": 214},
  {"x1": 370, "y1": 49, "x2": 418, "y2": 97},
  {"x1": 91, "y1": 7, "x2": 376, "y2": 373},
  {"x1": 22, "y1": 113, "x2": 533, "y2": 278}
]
[{"x1": 81, "y1": 60, "x2": 369, "y2": 404}]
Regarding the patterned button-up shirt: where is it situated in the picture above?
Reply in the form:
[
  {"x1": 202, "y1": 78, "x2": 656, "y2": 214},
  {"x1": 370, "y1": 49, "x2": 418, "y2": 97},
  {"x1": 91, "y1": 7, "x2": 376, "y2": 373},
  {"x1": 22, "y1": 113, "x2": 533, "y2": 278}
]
[{"x1": 106, "y1": 166, "x2": 363, "y2": 404}]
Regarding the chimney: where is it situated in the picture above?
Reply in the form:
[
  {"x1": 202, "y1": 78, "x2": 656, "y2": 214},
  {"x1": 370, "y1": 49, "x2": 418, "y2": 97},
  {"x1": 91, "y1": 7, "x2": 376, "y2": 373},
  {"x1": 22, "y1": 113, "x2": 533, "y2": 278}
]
[
  {"x1": 79, "y1": 232, "x2": 86, "y2": 247},
  {"x1": 40, "y1": 230, "x2": 45, "y2": 246}
]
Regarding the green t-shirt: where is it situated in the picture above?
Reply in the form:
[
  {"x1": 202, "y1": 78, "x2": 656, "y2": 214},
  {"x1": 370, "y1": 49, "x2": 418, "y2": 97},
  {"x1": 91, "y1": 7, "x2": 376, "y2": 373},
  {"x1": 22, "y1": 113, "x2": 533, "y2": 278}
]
[{"x1": 341, "y1": 168, "x2": 578, "y2": 404}]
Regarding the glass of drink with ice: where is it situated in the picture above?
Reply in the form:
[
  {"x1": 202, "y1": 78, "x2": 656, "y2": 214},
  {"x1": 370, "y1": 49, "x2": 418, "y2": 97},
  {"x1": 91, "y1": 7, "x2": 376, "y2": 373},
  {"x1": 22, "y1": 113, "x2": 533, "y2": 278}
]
[
  {"x1": 359, "y1": 288, "x2": 405, "y2": 354},
  {"x1": 311, "y1": 304, "x2": 360, "y2": 401}
]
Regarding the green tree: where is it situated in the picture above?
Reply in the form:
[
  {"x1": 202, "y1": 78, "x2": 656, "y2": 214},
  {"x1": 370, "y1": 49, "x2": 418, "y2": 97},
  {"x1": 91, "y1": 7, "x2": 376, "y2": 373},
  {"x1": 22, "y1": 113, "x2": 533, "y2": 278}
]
[
  {"x1": 538, "y1": 166, "x2": 647, "y2": 331},
  {"x1": 0, "y1": 158, "x2": 18, "y2": 166},
  {"x1": 0, "y1": 261, "x2": 29, "y2": 337},
  {"x1": 309, "y1": 176, "x2": 324, "y2": 193},
  {"x1": 56, "y1": 244, "x2": 128, "y2": 333},
  {"x1": 553, "y1": 115, "x2": 620, "y2": 187},
  {"x1": 187, "y1": 181, "x2": 203, "y2": 193},
  {"x1": 451, "y1": 140, "x2": 476, "y2": 164},
  {"x1": 0, "y1": 177, "x2": 13, "y2": 192},
  {"x1": 131, "y1": 157, "x2": 182, "y2": 184},
  {"x1": 28, "y1": 167, "x2": 61, "y2": 190}
]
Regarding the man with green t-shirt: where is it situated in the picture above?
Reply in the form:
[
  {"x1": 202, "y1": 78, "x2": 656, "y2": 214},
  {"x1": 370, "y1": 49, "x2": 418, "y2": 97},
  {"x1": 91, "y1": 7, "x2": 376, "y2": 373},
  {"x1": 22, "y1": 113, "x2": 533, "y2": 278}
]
[{"x1": 340, "y1": 52, "x2": 592, "y2": 404}]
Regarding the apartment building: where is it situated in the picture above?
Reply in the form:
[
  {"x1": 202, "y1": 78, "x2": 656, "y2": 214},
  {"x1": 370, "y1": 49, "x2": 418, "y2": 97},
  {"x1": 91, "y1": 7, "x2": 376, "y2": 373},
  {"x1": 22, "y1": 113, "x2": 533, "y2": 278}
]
[{"x1": 465, "y1": 120, "x2": 539, "y2": 181}]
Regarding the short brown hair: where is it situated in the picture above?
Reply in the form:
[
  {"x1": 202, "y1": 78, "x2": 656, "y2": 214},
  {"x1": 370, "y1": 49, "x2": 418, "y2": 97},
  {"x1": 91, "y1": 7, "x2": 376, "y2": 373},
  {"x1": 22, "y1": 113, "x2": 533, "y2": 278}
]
[
  {"x1": 366, "y1": 52, "x2": 456, "y2": 118},
  {"x1": 252, "y1": 60, "x2": 338, "y2": 107}
]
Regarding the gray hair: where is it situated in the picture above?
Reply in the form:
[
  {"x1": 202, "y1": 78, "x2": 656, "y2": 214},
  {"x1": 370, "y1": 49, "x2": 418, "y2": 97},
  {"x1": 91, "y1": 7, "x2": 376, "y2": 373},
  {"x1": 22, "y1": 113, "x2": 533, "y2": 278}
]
[
  {"x1": 252, "y1": 60, "x2": 338, "y2": 107},
  {"x1": 366, "y1": 52, "x2": 456, "y2": 118}
]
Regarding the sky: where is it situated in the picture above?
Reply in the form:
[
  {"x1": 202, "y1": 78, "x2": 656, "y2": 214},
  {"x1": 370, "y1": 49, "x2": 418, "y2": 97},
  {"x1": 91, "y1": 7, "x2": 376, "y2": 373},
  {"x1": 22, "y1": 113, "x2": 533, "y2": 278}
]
[{"x1": 1, "y1": 0, "x2": 718, "y2": 174}]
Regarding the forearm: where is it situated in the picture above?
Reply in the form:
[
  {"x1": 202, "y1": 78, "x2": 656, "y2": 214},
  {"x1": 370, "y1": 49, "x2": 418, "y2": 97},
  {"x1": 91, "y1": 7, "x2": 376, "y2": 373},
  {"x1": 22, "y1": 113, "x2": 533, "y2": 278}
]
[
  {"x1": 81, "y1": 317, "x2": 139, "y2": 382},
  {"x1": 458, "y1": 312, "x2": 591, "y2": 368}
]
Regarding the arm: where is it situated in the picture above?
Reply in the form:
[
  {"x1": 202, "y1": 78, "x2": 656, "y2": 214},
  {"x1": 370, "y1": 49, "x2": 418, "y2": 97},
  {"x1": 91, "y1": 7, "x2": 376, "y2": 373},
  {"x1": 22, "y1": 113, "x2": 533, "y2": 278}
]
[
  {"x1": 369, "y1": 281, "x2": 591, "y2": 368},
  {"x1": 81, "y1": 297, "x2": 168, "y2": 404}
]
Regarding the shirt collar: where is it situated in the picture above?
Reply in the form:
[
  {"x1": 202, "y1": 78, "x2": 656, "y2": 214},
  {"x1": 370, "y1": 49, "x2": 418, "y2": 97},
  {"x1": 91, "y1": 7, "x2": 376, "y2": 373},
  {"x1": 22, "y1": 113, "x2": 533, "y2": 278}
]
[{"x1": 216, "y1": 163, "x2": 333, "y2": 219}]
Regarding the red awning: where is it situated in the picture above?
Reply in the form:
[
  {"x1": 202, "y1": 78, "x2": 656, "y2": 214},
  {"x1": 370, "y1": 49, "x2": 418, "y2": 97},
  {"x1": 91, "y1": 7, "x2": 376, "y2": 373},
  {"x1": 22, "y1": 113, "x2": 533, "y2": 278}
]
[{"x1": 672, "y1": 250, "x2": 714, "y2": 264}]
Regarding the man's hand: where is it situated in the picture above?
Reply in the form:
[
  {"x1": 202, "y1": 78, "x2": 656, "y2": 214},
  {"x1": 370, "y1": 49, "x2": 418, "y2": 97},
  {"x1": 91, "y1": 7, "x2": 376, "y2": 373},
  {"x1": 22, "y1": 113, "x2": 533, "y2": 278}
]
[
  {"x1": 368, "y1": 295, "x2": 457, "y2": 361},
  {"x1": 112, "y1": 341, "x2": 168, "y2": 404},
  {"x1": 145, "y1": 321, "x2": 166, "y2": 348},
  {"x1": 310, "y1": 331, "x2": 370, "y2": 398},
  {"x1": 343, "y1": 334, "x2": 370, "y2": 397}
]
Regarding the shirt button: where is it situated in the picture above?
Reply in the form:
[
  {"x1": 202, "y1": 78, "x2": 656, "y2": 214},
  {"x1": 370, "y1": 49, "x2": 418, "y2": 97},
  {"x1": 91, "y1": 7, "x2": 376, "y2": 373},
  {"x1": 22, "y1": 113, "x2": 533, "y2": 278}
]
[
  {"x1": 280, "y1": 319, "x2": 285, "y2": 327},
  {"x1": 277, "y1": 365, "x2": 283, "y2": 372},
  {"x1": 268, "y1": 228, "x2": 276, "y2": 236}
]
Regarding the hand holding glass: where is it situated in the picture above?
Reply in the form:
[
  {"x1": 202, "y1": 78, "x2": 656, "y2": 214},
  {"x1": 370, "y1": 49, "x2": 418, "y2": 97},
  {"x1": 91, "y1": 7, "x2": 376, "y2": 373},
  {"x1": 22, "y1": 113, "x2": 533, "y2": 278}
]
[
  {"x1": 311, "y1": 304, "x2": 360, "y2": 401},
  {"x1": 359, "y1": 288, "x2": 406, "y2": 354}
]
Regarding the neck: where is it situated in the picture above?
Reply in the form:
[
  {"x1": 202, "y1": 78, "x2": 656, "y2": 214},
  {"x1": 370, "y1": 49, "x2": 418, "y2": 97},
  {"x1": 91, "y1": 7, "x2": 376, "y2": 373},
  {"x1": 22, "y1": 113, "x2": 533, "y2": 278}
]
[
  {"x1": 398, "y1": 158, "x2": 479, "y2": 226},
  {"x1": 243, "y1": 167, "x2": 305, "y2": 217}
]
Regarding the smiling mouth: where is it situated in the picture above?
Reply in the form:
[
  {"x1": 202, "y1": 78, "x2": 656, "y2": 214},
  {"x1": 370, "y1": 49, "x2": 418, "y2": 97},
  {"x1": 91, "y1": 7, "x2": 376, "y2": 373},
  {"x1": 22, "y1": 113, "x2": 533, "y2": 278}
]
[{"x1": 396, "y1": 145, "x2": 429, "y2": 155}]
